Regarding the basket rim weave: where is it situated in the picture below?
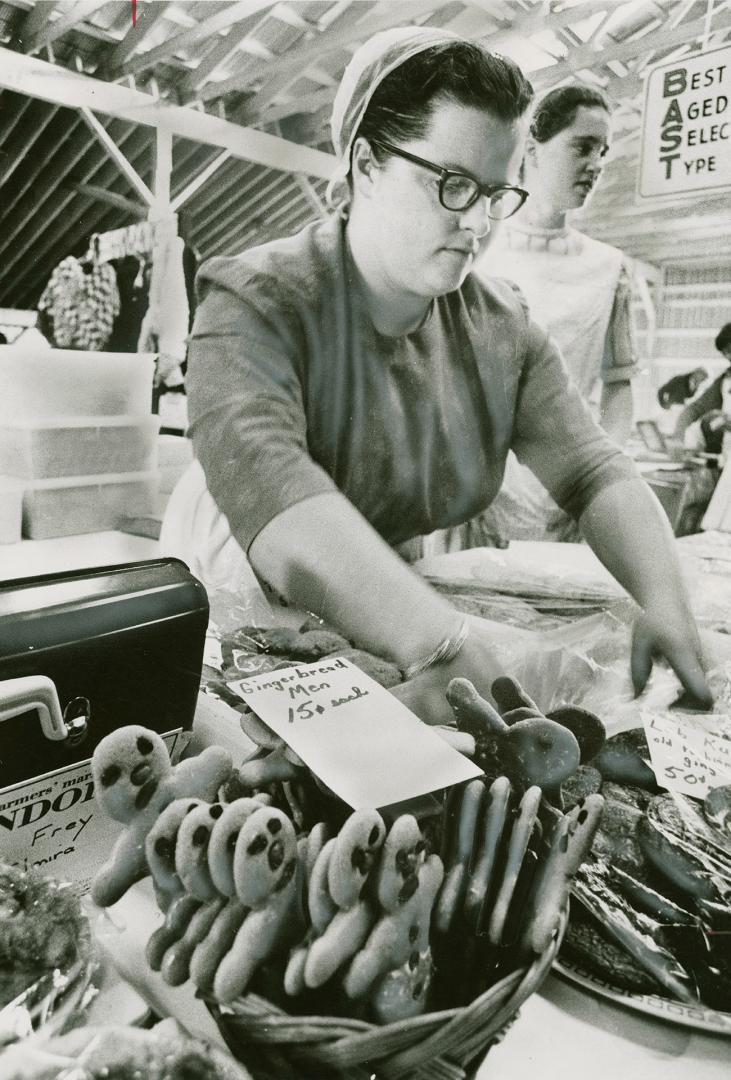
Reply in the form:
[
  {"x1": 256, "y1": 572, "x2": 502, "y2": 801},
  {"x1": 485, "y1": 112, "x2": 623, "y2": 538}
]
[{"x1": 208, "y1": 908, "x2": 567, "y2": 1080}]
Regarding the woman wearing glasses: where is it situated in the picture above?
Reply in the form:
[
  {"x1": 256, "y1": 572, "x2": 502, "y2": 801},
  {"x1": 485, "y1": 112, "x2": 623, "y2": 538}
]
[{"x1": 162, "y1": 27, "x2": 711, "y2": 720}]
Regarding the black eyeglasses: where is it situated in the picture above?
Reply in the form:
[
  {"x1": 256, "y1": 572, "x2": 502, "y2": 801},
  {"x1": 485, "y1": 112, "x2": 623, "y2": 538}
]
[{"x1": 372, "y1": 139, "x2": 528, "y2": 220}]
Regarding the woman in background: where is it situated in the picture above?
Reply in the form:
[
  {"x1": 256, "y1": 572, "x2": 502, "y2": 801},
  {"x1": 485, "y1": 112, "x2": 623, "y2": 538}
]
[{"x1": 463, "y1": 83, "x2": 639, "y2": 545}]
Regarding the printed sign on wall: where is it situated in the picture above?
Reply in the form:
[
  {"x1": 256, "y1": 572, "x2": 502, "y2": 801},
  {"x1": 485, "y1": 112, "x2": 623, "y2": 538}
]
[{"x1": 639, "y1": 44, "x2": 731, "y2": 197}]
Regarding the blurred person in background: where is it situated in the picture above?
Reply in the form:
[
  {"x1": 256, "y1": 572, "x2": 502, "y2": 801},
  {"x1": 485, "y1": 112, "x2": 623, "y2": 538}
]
[
  {"x1": 674, "y1": 322, "x2": 731, "y2": 455},
  {"x1": 451, "y1": 82, "x2": 640, "y2": 547}
]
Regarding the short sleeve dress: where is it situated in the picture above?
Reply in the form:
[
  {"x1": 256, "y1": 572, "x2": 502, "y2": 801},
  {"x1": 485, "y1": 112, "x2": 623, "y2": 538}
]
[{"x1": 466, "y1": 219, "x2": 639, "y2": 543}]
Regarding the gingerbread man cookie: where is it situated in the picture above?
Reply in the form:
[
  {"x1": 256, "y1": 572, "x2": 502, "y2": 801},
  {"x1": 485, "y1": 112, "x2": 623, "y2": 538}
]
[{"x1": 91, "y1": 726, "x2": 231, "y2": 907}]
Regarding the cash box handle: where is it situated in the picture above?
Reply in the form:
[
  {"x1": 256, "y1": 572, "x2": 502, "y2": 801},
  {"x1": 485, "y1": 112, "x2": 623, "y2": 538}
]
[{"x1": 0, "y1": 675, "x2": 86, "y2": 742}]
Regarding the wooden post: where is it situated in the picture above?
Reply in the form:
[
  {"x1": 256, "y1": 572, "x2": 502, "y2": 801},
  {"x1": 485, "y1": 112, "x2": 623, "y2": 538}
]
[{"x1": 154, "y1": 127, "x2": 173, "y2": 213}]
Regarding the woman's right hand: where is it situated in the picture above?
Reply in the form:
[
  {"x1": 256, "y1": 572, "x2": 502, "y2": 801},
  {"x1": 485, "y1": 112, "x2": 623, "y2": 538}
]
[{"x1": 391, "y1": 621, "x2": 505, "y2": 726}]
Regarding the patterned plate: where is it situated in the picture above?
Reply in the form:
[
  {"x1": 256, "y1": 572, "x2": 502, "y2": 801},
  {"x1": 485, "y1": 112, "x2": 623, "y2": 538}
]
[{"x1": 554, "y1": 957, "x2": 731, "y2": 1037}]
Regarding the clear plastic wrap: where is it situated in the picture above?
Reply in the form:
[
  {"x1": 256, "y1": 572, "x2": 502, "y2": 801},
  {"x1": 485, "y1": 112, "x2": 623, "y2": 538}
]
[
  {"x1": 0, "y1": 866, "x2": 96, "y2": 1049},
  {"x1": 498, "y1": 610, "x2": 681, "y2": 735},
  {"x1": 0, "y1": 1017, "x2": 253, "y2": 1080}
]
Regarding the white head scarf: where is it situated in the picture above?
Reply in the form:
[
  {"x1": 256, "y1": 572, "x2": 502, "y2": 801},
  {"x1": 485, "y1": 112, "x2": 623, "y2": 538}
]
[{"x1": 327, "y1": 25, "x2": 462, "y2": 208}]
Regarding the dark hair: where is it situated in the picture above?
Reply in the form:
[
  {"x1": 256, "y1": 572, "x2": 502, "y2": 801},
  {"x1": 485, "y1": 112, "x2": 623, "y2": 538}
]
[
  {"x1": 716, "y1": 322, "x2": 731, "y2": 353},
  {"x1": 355, "y1": 42, "x2": 533, "y2": 153},
  {"x1": 530, "y1": 82, "x2": 610, "y2": 143}
]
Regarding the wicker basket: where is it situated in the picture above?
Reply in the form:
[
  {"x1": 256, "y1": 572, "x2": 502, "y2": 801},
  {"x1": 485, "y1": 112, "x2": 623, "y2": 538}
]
[{"x1": 208, "y1": 908, "x2": 566, "y2": 1080}]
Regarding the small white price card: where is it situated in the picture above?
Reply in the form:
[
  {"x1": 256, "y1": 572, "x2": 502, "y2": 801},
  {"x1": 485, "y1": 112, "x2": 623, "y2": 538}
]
[
  {"x1": 642, "y1": 710, "x2": 731, "y2": 798},
  {"x1": 229, "y1": 657, "x2": 482, "y2": 809}
]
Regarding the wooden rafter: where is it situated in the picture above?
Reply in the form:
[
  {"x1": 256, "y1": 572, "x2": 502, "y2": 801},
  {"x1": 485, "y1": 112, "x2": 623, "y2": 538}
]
[
  {"x1": 153, "y1": 126, "x2": 173, "y2": 207},
  {"x1": 180, "y1": 9, "x2": 272, "y2": 94},
  {"x1": 106, "y1": 1, "x2": 171, "y2": 71},
  {"x1": 171, "y1": 150, "x2": 232, "y2": 211},
  {"x1": 1, "y1": 122, "x2": 150, "y2": 299},
  {"x1": 120, "y1": 0, "x2": 277, "y2": 77},
  {"x1": 478, "y1": 0, "x2": 614, "y2": 49},
  {"x1": 259, "y1": 86, "x2": 333, "y2": 125},
  {"x1": 17, "y1": 0, "x2": 56, "y2": 50},
  {"x1": 22, "y1": 0, "x2": 108, "y2": 55},
  {"x1": 0, "y1": 102, "x2": 59, "y2": 186},
  {"x1": 80, "y1": 106, "x2": 157, "y2": 205},
  {"x1": 0, "y1": 46, "x2": 336, "y2": 178},
  {"x1": 64, "y1": 180, "x2": 147, "y2": 216},
  {"x1": 532, "y1": 8, "x2": 731, "y2": 89},
  {"x1": 195, "y1": 0, "x2": 443, "y2": 105}
]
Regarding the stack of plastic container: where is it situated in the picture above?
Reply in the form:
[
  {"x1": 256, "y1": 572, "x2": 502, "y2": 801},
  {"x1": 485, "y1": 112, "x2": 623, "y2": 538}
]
[{"x1": 0, "y1": 348, "x2": 160, "y2": 540}]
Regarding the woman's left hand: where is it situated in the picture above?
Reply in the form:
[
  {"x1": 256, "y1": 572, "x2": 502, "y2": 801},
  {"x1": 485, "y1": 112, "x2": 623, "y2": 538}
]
[{"x1": 631, "y1": 603, "x2": 713, "y2": 709}]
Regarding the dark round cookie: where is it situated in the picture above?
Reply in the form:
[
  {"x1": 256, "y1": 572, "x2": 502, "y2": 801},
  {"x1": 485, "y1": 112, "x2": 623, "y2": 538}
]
[
  {"x1": 594, "y1": 729, "x2": 659, "y2": 790},
  {"x1": 547, "y1": 705, "x2": 606, "y2": 763}
]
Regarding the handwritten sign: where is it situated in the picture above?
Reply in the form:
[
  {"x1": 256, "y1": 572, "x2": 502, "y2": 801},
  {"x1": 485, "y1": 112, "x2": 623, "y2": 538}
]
[
  {"x1": 230, "y1": 657, "x2": 481, "y2": 809},
  {"x1": 639, "y1": 44, "x2": 731, "y2": 198},
  {"x1": 642, "y1": 710, "x2": 731, "y2": 798}
]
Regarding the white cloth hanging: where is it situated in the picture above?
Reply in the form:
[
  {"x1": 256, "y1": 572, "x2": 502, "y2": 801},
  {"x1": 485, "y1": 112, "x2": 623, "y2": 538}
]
[{"x1": 137, "y1": 221, "x2": 189, "y2": 386}]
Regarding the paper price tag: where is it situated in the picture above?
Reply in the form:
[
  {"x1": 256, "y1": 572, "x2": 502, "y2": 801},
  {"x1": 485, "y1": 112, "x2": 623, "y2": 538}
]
[
  {"x1": 230, "y1": 657, "x2": 482, "y2": 809},
  {"x1": 642, "y1": 710, "x2": 731, "y2": 798}
]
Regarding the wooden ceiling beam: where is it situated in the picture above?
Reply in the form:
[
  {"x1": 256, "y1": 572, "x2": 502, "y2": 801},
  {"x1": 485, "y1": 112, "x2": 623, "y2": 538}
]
[
  {"x1": 22, "y1": 0, "x2": 108, "y2": 55},
  {"x1": 0, "y1": 93, "x2": 35, "y2": 148},
  {"x1": 62, "y1": 180, "x2": 147, "y2": 216},
  {"x1": 0, "y1": 110, "x2": 85, "y2": 227},
  {"x1": 180, "y1": 9, "x2": 273, "y2": 94},
  {"x1": 532, "y1": 8, "x2": 731, "y2": 89},
  {"x1": 258, "y1": 86, "x2": 333, "y2": 125},
  {"x1": 2, "y1": 123, "x2": 151, "y2": 300},
  {"x1": 80, "y1": 106, "x2": 156, "y2": 205},
  {"x1": 119, "y1": 0, "x2": 277, "y2": 77},
  {"x1": 0, "y1": 113, "x2": 106, "y2": 264},
  {"x1": 17, "y1": 1, "x2": 55, "y2": 49},
  {"x1": 231, "y1": 0, "x2": 615, "y2": 126},
  {"x1": 106, "y1": 1, "x2": 171, "y2": 70},
  {"x1": 202, "y1": 169, "x2": 289, "y2": 247},
  {"x1": 206, "y1": 193, "x2": 306, "y2": 257},
  {"x1": 0, "y1": 46, "x2": 336, "y2": 178},
  {"x1": 0, "y1": 102, "x2": 59, "y2": 186},
  {"x1": 209, "y1": 190, "x2": 314, "y2": 257},
  {"x1": 477, "y1": 0, "x2": 614, "y2": 49},
  {"x1": 196, "y1": 0, "x2": 443, "y2": 105},
  {"x1": 172, "y1": 150, "x2": 232, "y2": 211},
  {"x1": 190, "y1": 161, "x2": 263, "y2": 234}
]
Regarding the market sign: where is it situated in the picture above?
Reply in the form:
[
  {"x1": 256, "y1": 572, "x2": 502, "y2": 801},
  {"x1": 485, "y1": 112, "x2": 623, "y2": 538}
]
[
  {"x1": 231, "y1": 657, "x2": 482, "y2": 810},
  {"x1": 639, "y1": 44, "x2": 731, "y2": 198}
]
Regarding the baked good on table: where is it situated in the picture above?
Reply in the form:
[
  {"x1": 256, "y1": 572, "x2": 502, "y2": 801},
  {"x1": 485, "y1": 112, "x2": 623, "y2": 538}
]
[
  {"x1": 1, "y1": 1019, "x2": 253, "y2": 1080},
  {"x1": 0, "y1": 864, "x2": 89, "y2": 1013}
]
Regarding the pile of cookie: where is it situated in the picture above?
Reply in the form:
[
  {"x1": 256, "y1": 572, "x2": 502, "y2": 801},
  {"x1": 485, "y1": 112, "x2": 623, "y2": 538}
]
[{"x1": 88, "y1": 672, "x2": 605, "y2": 1023}]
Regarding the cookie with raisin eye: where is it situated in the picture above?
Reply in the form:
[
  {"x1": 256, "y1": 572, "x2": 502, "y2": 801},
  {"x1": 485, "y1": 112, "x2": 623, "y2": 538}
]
[
  {"x1": 93, "y1": 726, "x2": 171, "y2": 824},
  {"x1": 232, "y1": 806, "x2": 298, "y2": 908},
  {"x1": 327, "y1": 809, "x2": 387, "y2": 909},
  {"x1": 90, "y1": 725, "x2": 231, "y2": 908},
  {"x1": 207, "y1": 798, "x2": 265, "y2": 897},
  {"x1": 146, "y1": 799, "x2": 204, "y2": 909},
  {"x1": 376, "y1": 815, "x2": 426, "y2": 913},
  {"x1": 175, "y1": 802, "x2": 226, "y2": 901}
]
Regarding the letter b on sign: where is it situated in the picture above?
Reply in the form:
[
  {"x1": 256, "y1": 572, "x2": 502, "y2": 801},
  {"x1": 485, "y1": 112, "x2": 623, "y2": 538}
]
[{"x1": 664, "y1": 68, "x2": 687, "y2": 97}]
